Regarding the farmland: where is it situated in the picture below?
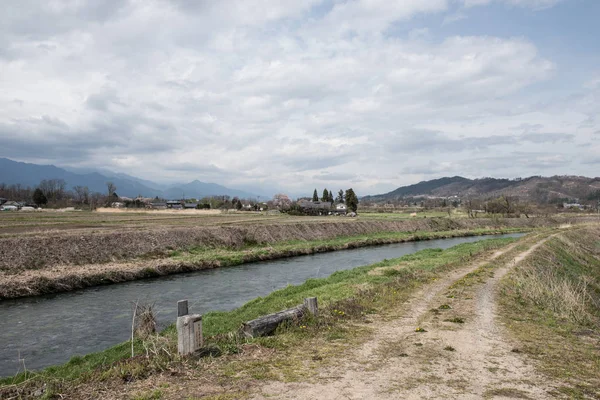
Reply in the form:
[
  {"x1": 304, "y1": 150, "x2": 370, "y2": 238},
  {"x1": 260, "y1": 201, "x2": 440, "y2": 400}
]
[{"x1": 0, "y1": 209, "x2": 597, "y2": 300}]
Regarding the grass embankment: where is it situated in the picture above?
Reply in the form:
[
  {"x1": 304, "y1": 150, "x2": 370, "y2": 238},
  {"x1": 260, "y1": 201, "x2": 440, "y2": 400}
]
[
  {"x1": 1, "y1": 236, "x2": 521, "y2": 399},
  {"x1": 0, "y1": 227, "x2": 526, "y2": 300},
  {"x1": 500, "y1": 226, "x2": 600, "y2": 398}
]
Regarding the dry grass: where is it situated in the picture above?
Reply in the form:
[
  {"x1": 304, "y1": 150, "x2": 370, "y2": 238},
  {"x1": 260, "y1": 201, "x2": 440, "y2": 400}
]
[
  {"x1": 133, "y1": 303, "x2": 157, "y2": 339},
  {"x1": 499, "y1": 226, "x2": 600, "y2": 398},
  {"x1": 511, "y1": 264, "x2": 595, "y2": 325}
]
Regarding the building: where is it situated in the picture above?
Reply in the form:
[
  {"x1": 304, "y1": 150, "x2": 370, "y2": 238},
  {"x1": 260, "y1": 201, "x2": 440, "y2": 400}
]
[
  {"x1": 150, "y1": 202, "x2": 167, "y2": 210},
  {"x1": 0, "y1": 198, "x2": 7, "y2": 205},
  {"x1": 166, "y1": 200, "x2": 183, "y2": 209},
  {"x1": 334, "y1": 203, "x2": 347, "y2": 215},
  {"x1": 297, "y1": 200, "x2": 332, "y2": 215},
  {"x1": 183, "y1": 203, "x2": 199, "y2": 209}
]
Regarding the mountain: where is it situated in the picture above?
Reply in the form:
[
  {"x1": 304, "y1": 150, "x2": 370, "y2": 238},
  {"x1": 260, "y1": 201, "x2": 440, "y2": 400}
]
[
  {"x1": 163, "y1": 180, "x2": 256, "y2": 200},
  {"x1": 0, "y1": 158, "x2": 257, "y2": 199},
  {"x1": 363, "y1": 175, "x2": 600, "y2": 204}
]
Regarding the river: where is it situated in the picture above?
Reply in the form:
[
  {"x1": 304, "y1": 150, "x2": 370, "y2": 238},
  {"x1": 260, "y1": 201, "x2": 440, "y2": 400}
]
[{"x1": 0, "y1": 233, "x2": 523, "y2": 376}]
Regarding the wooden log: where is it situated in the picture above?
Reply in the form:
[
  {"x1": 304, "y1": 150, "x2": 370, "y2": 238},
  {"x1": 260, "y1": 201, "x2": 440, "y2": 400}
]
[
  {"x1": 177, "y1": 314, "x2": 202, "y2": 355},
  {"x1": 177, "y1": 300, "x2": 189, "y2": 317},
  {"x1": 241, "y1": 305, "x2": 306, "y2": 338},
  {"x1": 304, "y1": 297, "x2": 318, "y2": 317}
]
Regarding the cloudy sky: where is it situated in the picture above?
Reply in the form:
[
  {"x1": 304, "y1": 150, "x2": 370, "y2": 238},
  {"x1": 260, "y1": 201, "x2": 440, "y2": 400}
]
[{"x1": 1, "y1": 0, "x2": 599, "y2": 196}]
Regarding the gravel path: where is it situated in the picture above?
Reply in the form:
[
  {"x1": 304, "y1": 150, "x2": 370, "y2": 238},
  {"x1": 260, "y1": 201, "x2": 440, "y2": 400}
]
[{"x1": 254, "y1": 235, "x2": 556, "y2": 399}]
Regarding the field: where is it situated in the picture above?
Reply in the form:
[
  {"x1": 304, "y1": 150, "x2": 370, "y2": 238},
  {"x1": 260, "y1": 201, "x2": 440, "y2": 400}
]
[{"x1": 0, "y1": 210, "x2": 597, "y2": 300}]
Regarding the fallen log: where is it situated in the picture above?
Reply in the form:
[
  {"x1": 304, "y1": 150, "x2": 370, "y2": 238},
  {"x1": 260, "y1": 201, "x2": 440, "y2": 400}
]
[{"x1": 241, "y1": 305, "x2": 306, "y2": 338}]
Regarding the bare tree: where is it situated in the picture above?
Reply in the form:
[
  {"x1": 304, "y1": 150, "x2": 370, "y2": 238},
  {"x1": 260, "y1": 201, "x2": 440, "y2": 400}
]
[
  {"x1": 73, "y1": 186, "x2": 90, "y2": 205},
  {"x1": 106, "y1": 182, "x2": 116, "y2": 198}
]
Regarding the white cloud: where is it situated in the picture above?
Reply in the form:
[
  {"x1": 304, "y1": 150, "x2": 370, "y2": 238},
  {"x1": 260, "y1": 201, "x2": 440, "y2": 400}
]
[{"x1": 0, "y1": 0, "x2": 596, "y2": 195}]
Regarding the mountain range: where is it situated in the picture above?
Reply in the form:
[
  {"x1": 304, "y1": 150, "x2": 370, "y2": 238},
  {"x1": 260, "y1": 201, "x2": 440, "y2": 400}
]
[
  {"x1": 363, "y1": 175, "x2": 600, "y2": 204},
  {"x1": 0, "y1": 158, "x2": 256, "y2": 200}
]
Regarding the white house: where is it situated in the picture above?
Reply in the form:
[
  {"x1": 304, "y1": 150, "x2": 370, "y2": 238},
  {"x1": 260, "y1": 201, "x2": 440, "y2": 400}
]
[{"x1": 335, "y1": 203, "x2": 347, "y2": 214}]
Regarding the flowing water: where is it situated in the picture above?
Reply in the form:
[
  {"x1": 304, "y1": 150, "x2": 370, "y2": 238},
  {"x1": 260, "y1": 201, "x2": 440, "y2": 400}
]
[{"x1": 0, "y1": 233, "x2": 523, "y2": 376}]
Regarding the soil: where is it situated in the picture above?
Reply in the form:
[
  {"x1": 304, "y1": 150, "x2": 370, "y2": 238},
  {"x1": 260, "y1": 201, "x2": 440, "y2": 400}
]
[{"x1": 253, "y1": 235, "x2": 557, "y2": 399}]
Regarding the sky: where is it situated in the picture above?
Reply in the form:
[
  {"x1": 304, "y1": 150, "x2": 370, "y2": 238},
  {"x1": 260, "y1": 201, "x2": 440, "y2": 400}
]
[{"x1": 1, "y1": 0, "x2": 599, "y2": 197}]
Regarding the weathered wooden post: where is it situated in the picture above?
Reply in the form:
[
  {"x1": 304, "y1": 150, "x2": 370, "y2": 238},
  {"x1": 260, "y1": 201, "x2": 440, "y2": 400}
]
[
  {"x1": 176, "y1": 300, "x2": 202, "y2": 355},
  {"x1": 178, "y1": 300, "x2": 189, "y2": 317},
  {"x1": 304, "y1": 297, "x2": 318, "y2": 317}
]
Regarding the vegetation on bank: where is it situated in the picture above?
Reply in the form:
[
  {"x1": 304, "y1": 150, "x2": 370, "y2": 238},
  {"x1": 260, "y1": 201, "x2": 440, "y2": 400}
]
[
  {"x1": 0, "y1": 236, "x2": 521, "y2": 399},
  {"x1": 166, "y1": 227, "x2": 527, "y2": 267},
  {"x1": 0, "y1": 225, "x2": 529, "y2": 300},
  {"x1": 500, "y1": 226, "x2": 600, "y2": 398}
]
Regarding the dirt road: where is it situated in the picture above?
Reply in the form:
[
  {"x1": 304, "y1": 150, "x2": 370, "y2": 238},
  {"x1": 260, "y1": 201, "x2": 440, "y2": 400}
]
[{"x1": 254, "y1": 235, "x2": 556, "y2": 399}]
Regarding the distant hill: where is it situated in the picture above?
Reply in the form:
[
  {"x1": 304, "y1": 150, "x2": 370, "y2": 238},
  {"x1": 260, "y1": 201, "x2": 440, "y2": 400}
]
[
  {"x1": 163, "y1": 180, "x2": 255, "y2": 200},
  {"x1": 0, "y1": 158, "x2": 257, "y2": 199},
  {"x1": 363, "y1": 175, "x2": 600, "y2": 204}
]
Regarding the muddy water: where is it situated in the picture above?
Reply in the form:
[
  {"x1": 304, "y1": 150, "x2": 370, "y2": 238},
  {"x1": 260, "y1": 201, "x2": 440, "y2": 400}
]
[{"x1": 0, "y1": 233, "x2": 523, "y2": 376}]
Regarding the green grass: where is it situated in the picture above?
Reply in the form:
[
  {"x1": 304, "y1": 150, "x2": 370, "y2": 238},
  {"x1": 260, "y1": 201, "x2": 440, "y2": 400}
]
[
  {"x1": 0, "y1": 235, "x2": 520, "y2": 396},
  {"x1": 168, "y1": 227, "x2": 527, "y2": 268}
]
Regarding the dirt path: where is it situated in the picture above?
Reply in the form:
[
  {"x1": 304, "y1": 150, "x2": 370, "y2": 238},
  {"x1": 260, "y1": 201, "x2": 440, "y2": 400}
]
[{"x1": 254, "y1": 235, "x2": 556, "y2": 399}]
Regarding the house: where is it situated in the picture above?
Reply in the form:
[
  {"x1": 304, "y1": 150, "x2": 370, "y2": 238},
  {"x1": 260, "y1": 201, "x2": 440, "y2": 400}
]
[
  {"x1": 183, "y1": 203, "x2": 199, "y2": 209},
  {"x1": 166, "y1": 200, "x2": 183, "y2": 209},
  {"x1": 334, "y1": 203, "x2": 347, "y2": 215},
  {"x1": 150, "y1": 202, "x2": 167, "y2": 210},
  {"x1": 0, "y1": 198, "x2": 7, "y2": 205},
  {"x1": 3, "y1": 201, "x2": 22, "y2": 209},
  {"x1": 563, "y1": 203, "x2": 584, "y2": 210}
]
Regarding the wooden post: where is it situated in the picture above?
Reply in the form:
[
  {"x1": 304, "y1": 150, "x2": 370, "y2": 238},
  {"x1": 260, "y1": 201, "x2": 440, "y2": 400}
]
[
  {"x1": 177, "y1": 314, "x2": 202, "y2": 355},
  {"x1": 177, "y1": 300, "x2": 189, "y2": 317},
  {"x1": 304, "y1": 297, "x2": 318, "y2": 318}
]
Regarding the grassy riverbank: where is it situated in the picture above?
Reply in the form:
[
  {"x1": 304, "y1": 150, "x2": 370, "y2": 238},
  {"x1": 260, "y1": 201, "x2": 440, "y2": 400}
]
[
  {"x1": 0, "y1": 226, "x2": 528, "y2": 300},
  {"x1": 1, "y1": 234, "x2": 525, "y2": 399},
  {"x1": 499, "y1": 226, "x2": 600, "y2": 398}
]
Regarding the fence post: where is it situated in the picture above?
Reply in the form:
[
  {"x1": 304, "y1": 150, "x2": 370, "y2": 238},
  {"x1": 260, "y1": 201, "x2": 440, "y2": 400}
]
[
  {"x1": 304, "y1": 297, "x2": 318, "y2": 318},
  {"x1": 178, "y1": 300, "x2": 189, "y2": 317},
  {"x1": 177, "y1": 314, "x2": 203, "y2": 355}
]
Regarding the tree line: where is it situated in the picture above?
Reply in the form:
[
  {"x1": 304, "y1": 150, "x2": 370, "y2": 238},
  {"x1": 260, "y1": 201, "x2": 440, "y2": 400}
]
[{"x1": 309, "y1": 188, "x2": 358, "y2": 212}]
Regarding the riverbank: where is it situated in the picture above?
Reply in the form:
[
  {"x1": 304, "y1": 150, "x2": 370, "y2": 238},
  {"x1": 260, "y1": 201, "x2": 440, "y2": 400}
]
[
  {"x1": 1, "y1": 215, "x2": 594, "y2": 300},
  {"x1": 0, "y1": 232, "x2": 528, "y2": 399},
  {"x1": 0, "y1": 227, "x2": 528, "y2": 300},
  {"x1": 499, "y1": 225, "x2": 600, "y2": 398}
]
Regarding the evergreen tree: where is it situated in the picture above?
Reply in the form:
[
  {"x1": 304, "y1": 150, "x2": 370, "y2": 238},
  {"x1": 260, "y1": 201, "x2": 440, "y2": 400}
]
[
  {"x1": 312, "y1": 189, "x2": 319, "y2": 202},
  {"x1": 327, "y1": 190, "x2": 334, "y2": 204},
  {"x1": 336, "y1": 189, "x2": 344, "y2": 203},
  {"x1": 321, "y1": 188, "x2": 329, "y2": 202},
  {"x1": 345, "y1": 188, "x2": 358, "y2": 212},
  {"x1": 33, "y1": 188, "x2": 47, "y2": 206}
]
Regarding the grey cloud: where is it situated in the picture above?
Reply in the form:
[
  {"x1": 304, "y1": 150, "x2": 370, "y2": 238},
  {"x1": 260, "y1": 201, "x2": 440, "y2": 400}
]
[
  {"x1": 0, "y1": 0, "x2": 594, "y2": 194},
  {"x1": 582, "y1": 157, "x2": 600, "y2": 165},
  {"x1": 519, "y1": 133, "x2": 574, "y2": 143},
  {"x1": 314, "y1": 172, "x2": 358, "y2": 181}
]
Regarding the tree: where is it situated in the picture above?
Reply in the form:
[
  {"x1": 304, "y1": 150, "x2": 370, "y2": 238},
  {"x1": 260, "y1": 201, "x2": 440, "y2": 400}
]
[
  {"x1": 321, "y1": 188, "x2": 329, "y2": 202},
  {"x1": 32, "y1": 188, "x2": 47, "y2": 206},
  {"x1": 106, "y1": 182, "x2": 116, "y2": 198},
  {"x1": 345, "y1": 188, "x2": 358, "y2": 212},
  {"x1": 272, "y1": 193, "x2": 292, "y2": 210},
  {"x1": 73, "y1": 185, "x2": 90, "y2": 205},
  {"x1": 236, "y1": 199, "x2": 243, "y2": 210},
  {"x1": 328, "y1": 190, "x2": 334, "y2": 204},
  {"x1": 336, "y1": 189, "x2": 344, "y2": 203},
  {"x1": 312, "y1": 189, "x2": 319, "y2": 202}
]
